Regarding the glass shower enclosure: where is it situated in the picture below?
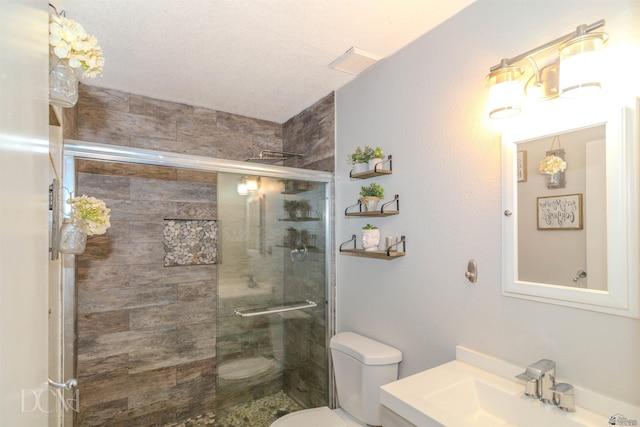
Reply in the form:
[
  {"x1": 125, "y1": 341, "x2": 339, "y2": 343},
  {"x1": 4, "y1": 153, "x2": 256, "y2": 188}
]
[
  {"x1": 216, "y1": 173, "x2": 331, "y2": 415},
  {"x1": 60, "y1": 142, "x2": 333, "y2": 426}
]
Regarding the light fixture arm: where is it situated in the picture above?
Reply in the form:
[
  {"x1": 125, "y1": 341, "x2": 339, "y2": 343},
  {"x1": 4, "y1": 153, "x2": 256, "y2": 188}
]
[{"x1": 489, "y1": 19, "x2": 605, "y2": 72}]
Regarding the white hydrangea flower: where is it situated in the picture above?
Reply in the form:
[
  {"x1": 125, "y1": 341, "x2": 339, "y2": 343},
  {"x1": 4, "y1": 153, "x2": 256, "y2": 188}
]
[
  {"x1": 67, "y1": 195, "x2": 111, "y2": 236},
  {"x1": 538, "y1": 155, "x2": 567, "y2": 175},
  {"x1": 49, "y1": 14, "x2": 104, "y2": 78}
]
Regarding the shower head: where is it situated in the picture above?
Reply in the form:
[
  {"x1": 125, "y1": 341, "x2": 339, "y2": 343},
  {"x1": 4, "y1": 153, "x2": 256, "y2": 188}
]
[{"x1": 246, "y1": 150, "x2": 304, "y2": 164}]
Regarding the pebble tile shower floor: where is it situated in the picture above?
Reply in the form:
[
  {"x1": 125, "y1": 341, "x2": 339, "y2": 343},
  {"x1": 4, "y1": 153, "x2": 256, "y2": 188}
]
[{"x1": 163, "y1": 391, "x2": 303, "y2": 427}]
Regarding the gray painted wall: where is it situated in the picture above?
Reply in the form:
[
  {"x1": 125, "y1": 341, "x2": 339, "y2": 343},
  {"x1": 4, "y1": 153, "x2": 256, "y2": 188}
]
[{"x1": 336, "y1": 0, "x2": 640, "y2": 406}]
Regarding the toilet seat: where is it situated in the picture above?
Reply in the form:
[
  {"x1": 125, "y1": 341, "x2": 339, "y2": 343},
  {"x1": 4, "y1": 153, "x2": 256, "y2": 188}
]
[{"x1": 270, "y1": 406, "x2": 348, "y2": 427}]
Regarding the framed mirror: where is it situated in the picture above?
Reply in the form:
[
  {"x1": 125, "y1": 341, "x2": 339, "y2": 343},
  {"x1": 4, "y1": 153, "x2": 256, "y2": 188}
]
[{"x1": 502, "y1": 100, "x2": 639, "y2": 317}]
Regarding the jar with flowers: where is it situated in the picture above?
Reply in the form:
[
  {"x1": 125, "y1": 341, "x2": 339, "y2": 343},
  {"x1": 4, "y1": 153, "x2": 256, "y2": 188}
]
[
  {"x1": 59, "y1": 195, "x2": 111, "y2": 254},
  {"x1": 49, "y1": 10, "x2": 104, "y2": 108}
]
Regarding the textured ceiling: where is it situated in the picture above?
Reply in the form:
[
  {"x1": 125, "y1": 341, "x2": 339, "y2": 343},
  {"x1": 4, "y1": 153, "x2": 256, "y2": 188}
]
[{"x1": 59, "y1": 0, "x2": 475, "y2": 123}]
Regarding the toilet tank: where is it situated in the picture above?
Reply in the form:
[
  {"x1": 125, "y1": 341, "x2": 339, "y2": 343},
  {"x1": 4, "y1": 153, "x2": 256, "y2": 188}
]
[{"x1": 329, "y1": 332, "x2": 402, "y2": 426}]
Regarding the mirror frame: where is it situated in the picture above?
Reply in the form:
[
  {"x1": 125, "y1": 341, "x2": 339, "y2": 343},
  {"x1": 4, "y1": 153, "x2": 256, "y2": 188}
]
[{"x1": 502, "y1": 100, "x2": 639, "y2": 318}]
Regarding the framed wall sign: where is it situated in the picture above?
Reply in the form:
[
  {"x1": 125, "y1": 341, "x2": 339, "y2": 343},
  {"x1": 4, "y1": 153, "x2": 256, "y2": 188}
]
[
  {"x1": 517, "y1": 150, "x2": 527, "y2": 182},
  {"x1": 537, "y1": 193, "x2": 583, "y2": 230}
]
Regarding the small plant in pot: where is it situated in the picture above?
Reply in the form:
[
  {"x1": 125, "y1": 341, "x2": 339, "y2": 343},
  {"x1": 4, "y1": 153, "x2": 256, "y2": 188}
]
[
  {"x1": 361, "y1": 224, "x2": 380, "y2": 251},
  {"x1": 364, "y1": 146, "x2": 384, "y2": 171},
  {"x1": 359, "y1": 182, "x2": 384, "y2": 212},
  {"x1": 347, "y1": 146, "x2": 370, "y2": 174},
  {"x1": 283, "y1": 200, "x2": 300, "y2": 218}
]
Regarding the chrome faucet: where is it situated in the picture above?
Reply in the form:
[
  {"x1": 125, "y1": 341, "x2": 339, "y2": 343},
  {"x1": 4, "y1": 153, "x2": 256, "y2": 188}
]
[
  {"x1": 516, "y1": 359, "x2": 556, "y2": 404},
  {"x1": 516, "y1": 359, "x2": 575, "y2": 411}
]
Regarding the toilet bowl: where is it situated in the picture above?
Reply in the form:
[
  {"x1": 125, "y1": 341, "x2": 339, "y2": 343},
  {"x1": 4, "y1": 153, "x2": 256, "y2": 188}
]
[
  {"x1": 270, "y1": 331, "x2": 402, "y2": 427},
  {"x1": 271, "y1": 406, "x2": 363, "y2": 427}
]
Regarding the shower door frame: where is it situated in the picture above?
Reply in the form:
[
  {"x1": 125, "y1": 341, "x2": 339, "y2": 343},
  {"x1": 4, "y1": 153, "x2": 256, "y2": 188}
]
[{"x1": 60, "y1": 140, "x2": 335, "y2": 427}]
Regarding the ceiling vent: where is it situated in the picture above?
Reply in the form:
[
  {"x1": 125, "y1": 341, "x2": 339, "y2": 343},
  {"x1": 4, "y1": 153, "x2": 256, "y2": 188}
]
[{"x1": 329, "y1": 47, "x2": 383, "y2": 75}]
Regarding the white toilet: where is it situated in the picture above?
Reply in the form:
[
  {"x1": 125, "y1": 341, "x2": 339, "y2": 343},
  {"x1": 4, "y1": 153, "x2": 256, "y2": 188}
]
[{"x1": 270, "y1": 331, "x2": 402, "y2": 427}]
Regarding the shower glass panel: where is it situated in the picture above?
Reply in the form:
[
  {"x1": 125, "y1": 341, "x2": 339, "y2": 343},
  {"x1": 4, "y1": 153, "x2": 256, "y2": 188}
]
[
  {"x1": 61, "y1": 142, "x2": 332, "y2": 427},
  {"x1": 216, "y1": 173, "x2": 329, "y2": 416}
]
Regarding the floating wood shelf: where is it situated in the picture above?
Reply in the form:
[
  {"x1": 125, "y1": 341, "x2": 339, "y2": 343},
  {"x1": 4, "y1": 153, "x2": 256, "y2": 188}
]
[
  {"x1": 340, "y1": 249, "x2": 406, "y2": 260},
  {"x1": 279, "y1": 217, "x2": 321, "y2": 222},
  {"x1": 350, "y1": 155, "x2": 393, "y2": 179},
  {"x1": 339, "y1": 235, "x2": 406, "y2": 260},
  {"x1": 345, "y1": 195, "x2": 399, "y2": 217}
]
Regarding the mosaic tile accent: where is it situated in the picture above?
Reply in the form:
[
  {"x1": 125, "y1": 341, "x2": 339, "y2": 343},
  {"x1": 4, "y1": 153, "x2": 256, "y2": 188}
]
[{"x1": 163, "y1": 219, "x2": 218, "y2": 267}]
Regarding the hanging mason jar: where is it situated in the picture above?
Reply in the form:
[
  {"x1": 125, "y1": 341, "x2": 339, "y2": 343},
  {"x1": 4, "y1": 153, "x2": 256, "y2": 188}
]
[
  {"x1": 58, "y1": 218, "x2": 88, "y2": 254},
  {"x1": 49, "y1": 58, "x2": 79, "y2": 108}
]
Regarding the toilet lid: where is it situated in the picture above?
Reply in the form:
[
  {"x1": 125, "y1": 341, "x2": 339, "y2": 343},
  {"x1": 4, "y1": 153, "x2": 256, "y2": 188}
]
[{"x1": 271, "y1": 406, "x2": 348, "y2": 427}]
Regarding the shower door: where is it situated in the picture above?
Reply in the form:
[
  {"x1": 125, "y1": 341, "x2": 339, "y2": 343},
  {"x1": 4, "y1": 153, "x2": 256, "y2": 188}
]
[
  {"x1": 61, "y1": 142, "x2": 333, "y2": 426},
  {"x1": 216, "y1": 174, "x2": 330, "y2": 415}
]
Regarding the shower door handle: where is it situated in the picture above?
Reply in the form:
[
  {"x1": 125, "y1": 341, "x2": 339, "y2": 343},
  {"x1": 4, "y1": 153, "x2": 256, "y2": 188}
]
[
  {"x1": 48, "y1": 377, "x2": 78, "y2": 390},
  {"x1": 234, "y1": 300, "x2": 317, "y2": 317}
]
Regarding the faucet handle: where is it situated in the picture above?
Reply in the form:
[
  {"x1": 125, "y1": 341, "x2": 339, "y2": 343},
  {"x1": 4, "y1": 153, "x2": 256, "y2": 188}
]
[
  {"x1": 525, "y1": 359, "x2": 556, "y2": 379},
  {"x1": 550, "y1": 383, "x2": 575, "y2": 412},
  {"x1": 516, "y1": 373, "x2": 540, "y2": 398}
]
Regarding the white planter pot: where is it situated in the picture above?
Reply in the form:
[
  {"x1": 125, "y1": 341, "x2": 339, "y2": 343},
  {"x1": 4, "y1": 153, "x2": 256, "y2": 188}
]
[
  {"x1": 362, "y1": 229, "x2": 380, "y2": 251},
  {"x1": 368, "y1": 157, "x2": 383, "y2": 171},
  {"x1": 352, "y1": 162, "x2": 369, "y2": 174}
]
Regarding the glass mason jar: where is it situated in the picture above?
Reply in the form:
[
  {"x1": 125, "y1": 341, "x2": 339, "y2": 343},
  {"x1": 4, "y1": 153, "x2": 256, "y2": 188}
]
[
  {"x1": 58, "y1": 218, "x2": 88, "y2": 255},
  {"x1": 49, "y1": 59, "x2": 79, "y2": 108}
]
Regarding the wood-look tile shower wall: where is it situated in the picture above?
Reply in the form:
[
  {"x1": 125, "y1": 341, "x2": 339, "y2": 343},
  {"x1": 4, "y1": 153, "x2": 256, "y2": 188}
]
[
  {"x1": 68, "y1": 84, "x2": 335, "y2": 425},
  {"x1": 76, "y1": 160, "x2": 219, "y2": 425}
]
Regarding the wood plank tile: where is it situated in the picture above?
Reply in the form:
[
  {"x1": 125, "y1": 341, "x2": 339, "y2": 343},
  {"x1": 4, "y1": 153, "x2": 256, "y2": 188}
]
[
  {"x1": 176, "y1": 169, "x2": 217, "y2": 184},
  {"x1": 77, "y1": 353, "x2": 128, "y2": 382},
  {"x1": 77, "y1": 265, "x2": 131, "y2": 291},
  {"x1": 130, "y1": 94, "x2": 194, "y2": 120},
  {"x1": 78, "y1": 327, "x2": 178, "y2": 361},
  {"x1": 126, "y1": 220, "x2": 164, "y2": 243},
  {"x1": 79, "y1": 105, "x2": 176, "y2": 142},
  {"x1": 78, "y1": 283, "x2": 177, "y2": 314},
  {"x1": 76, "y1": 397, "x2": 129, "y2": 427},
  {"x1": 77, "y1": 159, "x2": 178, "y2": 181},
  {"x1": 216, "y1": 110, "x2": 281, "y2": 137},
  {"x1": 130, "y1": 178, "x2": 216, "y2": 204},
  {"x1": 175, "y1": 202, "x2": 217, "y2": 219},
  {"x1": 77, "y1": 172, "x2": 130, "y2": 200},
  {"x1": 99, "y1": 198, "x2": 178, "y2": 221},
  {"x1": 79, "y1": 84, "x2": 130, "y2": 112},
  {"x1": 129, "y1": 301, "x2": 215, "y2": 330},
  {"x1": 175, "y1": 357, "x2": 216, "y2": 385},
  {"x1": 78, "y1": 241, "x2": 165, "y2": 267},
  {"x1": 177, "y1": 280, "x2": 216, "y2": 303},
  {"x1": 78, "y1": 310, "x2": 129, "y2": 336},
  {"x1": 129, "y1": 263, "x2": 215, "y2": 286}
]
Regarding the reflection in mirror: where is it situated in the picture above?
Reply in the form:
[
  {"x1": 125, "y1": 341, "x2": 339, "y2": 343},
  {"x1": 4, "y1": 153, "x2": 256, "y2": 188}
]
[
  {"x1": 502, "y1": 102, "x2": 639, "y2": 318},
  {"x1": 246, "y1": 193, "x2": 265, "y2": 256},
  {"x1": 517, "y1": 125, "x2": 607, "y2": 290}
]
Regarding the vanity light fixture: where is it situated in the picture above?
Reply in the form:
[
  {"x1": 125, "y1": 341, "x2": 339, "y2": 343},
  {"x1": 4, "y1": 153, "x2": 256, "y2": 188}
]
[
  {"x1": 486, "y1": 19, "x2": 608, "y2": 119},
  {"x1": 237, "y1": 177, "x2": 249, "y2": 195},
  {"x1": 246, "y1": 176, "x2": 259, "y2": 192},
  {"x1": 237, "y1": 176, "x2": 260, "y2": 195}
]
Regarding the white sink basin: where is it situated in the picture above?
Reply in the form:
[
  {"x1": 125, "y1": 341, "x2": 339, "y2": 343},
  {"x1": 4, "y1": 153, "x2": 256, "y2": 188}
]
[{"x1": 380, "y1": 359, "x2": 610, "y2": 427}]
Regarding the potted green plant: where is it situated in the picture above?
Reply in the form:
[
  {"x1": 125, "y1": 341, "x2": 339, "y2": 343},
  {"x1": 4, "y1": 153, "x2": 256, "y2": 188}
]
[
  {"x1": 359, "y1": 182, "x2": 385, "y2": 212},
  {"x1": 283, "y1": 200, "x2": 300, "y2": 218},
  {"x1": 347, "y1": 146, "x2": 370, "y2": 174},
  {"x1": 361, "y1": 224, "x2": 380, "y2": 251},
  {"x1": 364, "y1": 146, "x2": 384, "y2": 171}
]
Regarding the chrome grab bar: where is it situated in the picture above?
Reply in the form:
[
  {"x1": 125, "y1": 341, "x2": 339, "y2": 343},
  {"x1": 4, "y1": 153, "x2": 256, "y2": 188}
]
[{"x1": 234, "y1": 300, "x2": 317, "y2": 317}]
